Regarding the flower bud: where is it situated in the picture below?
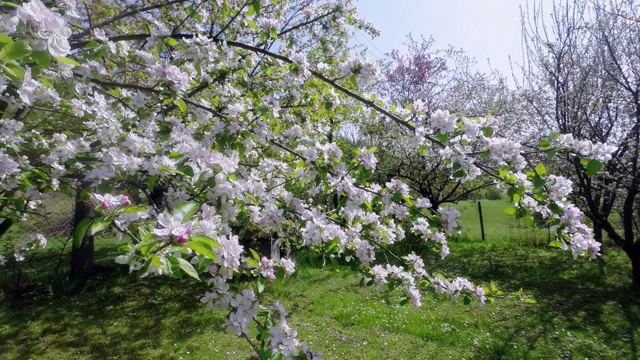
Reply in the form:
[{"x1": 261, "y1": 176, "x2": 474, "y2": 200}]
[{"x1": 121, "y1": 196, "x2": 131, "y2": 207}]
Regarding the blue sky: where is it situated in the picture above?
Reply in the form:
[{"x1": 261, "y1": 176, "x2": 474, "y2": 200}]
[{"x1": 355, "y1": 0, "x2": 544, "y2": 78}]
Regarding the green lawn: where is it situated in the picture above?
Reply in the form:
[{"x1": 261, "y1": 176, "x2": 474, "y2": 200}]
[
  {"x1": 1, "y1": 200, "x2": 639, "y2": 359},
  {"x1": 454, "y1": 198, "x2": 552, "y2": 245}
]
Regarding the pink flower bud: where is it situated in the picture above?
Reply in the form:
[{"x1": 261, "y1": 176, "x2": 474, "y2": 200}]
[
  {"x1": 260, "y1": 257, "x2": 270, "y2": 266},
  {"x1": 253, "y1": 354, "x2": 260, "y2": 360},
  {"x1": 267, "y1": 273, "x2": 276, "y2": 282},
  {"x1": 121, "y1": 196, "x2": 131, "y2": 207},
  {"x1": 176, "y1": 235, "x2": 188, "y2": 244},
  {"x1": 101, "y1": 200, "x2": 111, "y2": 209}
]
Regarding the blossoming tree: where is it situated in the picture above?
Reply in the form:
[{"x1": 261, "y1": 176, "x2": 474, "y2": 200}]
[
  {"x1": 358, "y1": 34, "x2": 516, "y2": 213},
  {"x1": 520, "y1": 0, "x2": 640, "y2": 286},
  {"x1": 0, "y1": 0, "x2": 615, "y2": 358}
]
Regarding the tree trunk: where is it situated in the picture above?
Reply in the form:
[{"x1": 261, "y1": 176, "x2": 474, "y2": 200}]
[
  {"x1": 0, "y1": 218, "x2": 13, "y2": 238},
  {"x1": 70, "y1": 187, "x2": 94, "y2": 280},
  {"x1": 628, "y1": 246, "x2": 640, "y2": 289},
  {"x1": 594, "y1": 224, "x2": 604, "y2": 255}
]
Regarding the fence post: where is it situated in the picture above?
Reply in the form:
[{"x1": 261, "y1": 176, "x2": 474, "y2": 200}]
[{"x1": 478, "y1": 201, "x2": 486, "y2": 241}]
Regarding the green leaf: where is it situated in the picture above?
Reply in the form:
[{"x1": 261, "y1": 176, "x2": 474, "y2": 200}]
[
  {"x1": 257, "y1": 278, "x2": 265, "y2": 293},
  {"x1": 166, "y1": 255, "x2": 181, "y2": 275},
  {"x1": 30, "y1": 50, "x2": 50, "y2": 68},
  {"x1": 172, "y1": 201, "x2": 199, "y2": 219},
  {"x1": 499, "y1": 166, "x2": 509, "y2": 178},
  {"x1": 73, "y1": 218, "x2": 92, "y2": 248},
  {"x1": 178, "y1": 257, "x2": 200, "y2": 280},
  {"x1": 0, "y1": 34, "x2": 13, "y2": 45},
  {"x1": 249, "y1": 248, "x2": 260, "y2": 261},
  {"x1": 244, "y1": 258, "x2": 258, "y2": 267},
  {"x1": 535, "y1": 163, "x2": 547, "y2": 176},
  {"x1": 175, "y1": 98, "x2": 187, "y2": 113},
  {"x1": 54, "y1": 56, "x2": 81, "y2": 67},
  {"x1": 188, "y1": 239, "x2": 218, "y2": 260},
  {"x1": 250, "y1": 0, "x2": 260, "y2": 16},
  {"x1": 549, "y1": 240, "x2": 564, "y2": 248},
  {"x1": 532, "y1": 175, "x2": 546, "y2": 189},
  {"x1": 482, "y1": 126, "x2": 493, "y2": 138},
  {"x1": 436, "y1": 132, "x2": 449, "y2": 143},
  {"x1": 347, "y1": 74, "x2": 358, "y2": 88},
  {"x1": 489, "y1": 281, "x2": 502, "y2": 295},
  {"x1": 3, "y1": 63, "x2": 24, "y2": 81},
  {"x1": 585, "y1": 159, "x2": 603, "y2": 176},
  {"x1": 538, "y1": 138, "x2": 552, "y2": 150},
  {"x1": 337, "y1": 195, "x2": 347, "y2": 209},
  {"x1": 463, "y1": 294, "x2": 472, "y2": 305},
  {"x1": 165, "y1": 37, "x2": 179, "y2": 47},
  {"x1": 176, "y1": 164, "x2": 194, "y2": 177},
  {"x1": 122, "y1": 205, "x2": 147, "y2": 214},
  {"x1": 548, "y1": 202, "x2": 563, "y2": 215},
  {"x1": 2, "y1": 40, "x2": 31, "y2": 60},
  {"x1": 248, "y1": 20, "x2": 259, "y2": 31},
  {"x1": 151, "y1": 255, "x2": 164, "y2": 269},
  {"x1": 139, "y1": 241, "x2": 156, "y2": 256},
  {"x1": 89, "y1": 218, "x2": 111, "y2": 235},
  {"x1": 452, "y1": 169, "x2": 466, "y2": 178},
  {"x1": 546, "y1": 150, "x2": 557, "y2": 160},
  {"x1": 189, "y1": 235, "x2": 220, "y2": 249},
  {"x1": 504, "y1": 206, "x2": 517, "y2": 215},
  {"x1": 168, "y1": 152, "x2": 184, "y2": 160}
]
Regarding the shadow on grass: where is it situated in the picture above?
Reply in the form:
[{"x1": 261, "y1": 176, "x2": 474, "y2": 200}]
[
  {"x1": 437, "y1": 240, "x2": 640, "y2": 359},
  {"x1": 0, "y1": 264, "x2": 223, "y2": 359}
]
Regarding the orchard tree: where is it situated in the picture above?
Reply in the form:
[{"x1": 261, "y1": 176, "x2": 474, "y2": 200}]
[
  {"x1": 0, "y1": 0, "x2": 612, "y2": 358},
  {"x1": 520, "y1": 0, "x2": 640, "y2": 285},
  {"x1": 359, "y1": 35, "x2": 516, "y2": 209}
]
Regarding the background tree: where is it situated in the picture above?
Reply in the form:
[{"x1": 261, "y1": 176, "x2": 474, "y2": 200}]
[
  {"x1": 356, "y1": 35, "x2": 516, "y2": 209},
  {"x1": 519, "y1": 0, "x2": 640, "y2": 285}
]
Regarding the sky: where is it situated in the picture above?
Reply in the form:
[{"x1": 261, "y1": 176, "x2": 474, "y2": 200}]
[{"x1": 355, "y1": 0, "x2": 549, "y2": 80}]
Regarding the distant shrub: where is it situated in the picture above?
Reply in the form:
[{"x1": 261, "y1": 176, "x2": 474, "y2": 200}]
[{"x1": 464, "y1": 187, "x2": 504, "y2": 201}]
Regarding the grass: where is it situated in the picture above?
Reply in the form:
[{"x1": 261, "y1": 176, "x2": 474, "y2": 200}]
[
  {"x1": 454, "y1": 198, "x2": 552, "y2": 245},
  {"x1": 1, "y1": 199, "x2": 639, "y2": 359}
]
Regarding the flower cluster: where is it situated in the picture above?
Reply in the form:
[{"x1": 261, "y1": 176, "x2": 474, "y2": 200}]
[
  {"x1": 370, "y1": 263, "x2": 423, "y2": 308},
  {"x1": 90, "y1": 193, "x2": 132, "y2": 210},
  {"x1": 433, "y1": 276, "x2": 486, "y2": 304},
  {"x1": 338, "y1": 57, "x2": 378, "y2": 85},
  {"x1": 14, "y1": 0, "x2": 72, "y2": 57},
  {"x1": 555, "y1": 134, "x2": 617, "y2": 161},
  {"x1": 14, "y1": 233, "x2": 47, "y2": 262}
]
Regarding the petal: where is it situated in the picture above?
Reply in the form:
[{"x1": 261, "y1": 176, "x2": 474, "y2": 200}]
[
  {"x1": 157, "y1": 214, "x2": 171, "y2": 228},
  {"x1": 153, "y1": 228, "x2": 170, "y2": 237}
]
